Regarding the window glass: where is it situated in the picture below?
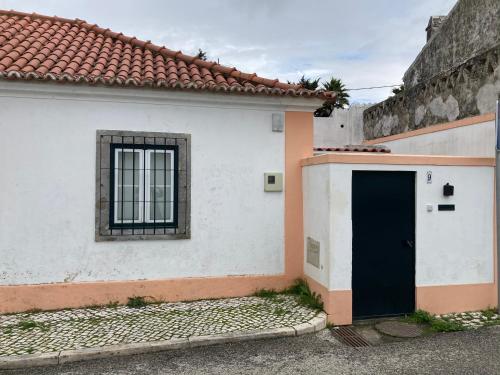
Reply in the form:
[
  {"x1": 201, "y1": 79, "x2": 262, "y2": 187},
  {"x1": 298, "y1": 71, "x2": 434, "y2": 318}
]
[
  {"x1": 115, "y1": 150, "x2": 141, "y2": 222},
  {"x1": 147, "y1": 151, "x2": 173, "y2": 222}
]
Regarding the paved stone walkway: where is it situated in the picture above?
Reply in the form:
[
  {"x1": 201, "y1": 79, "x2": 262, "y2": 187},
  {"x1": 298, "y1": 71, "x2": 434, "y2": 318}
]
[
  {"x1": 436, "y1": 310, "x2": 500, "y2": 329},
  {"x1": 0, "y1": 295, "x2": 318, "y2": 357}
]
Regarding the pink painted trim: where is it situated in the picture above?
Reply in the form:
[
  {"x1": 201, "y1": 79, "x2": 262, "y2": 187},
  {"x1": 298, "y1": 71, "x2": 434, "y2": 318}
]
[
  {"x1": 416, "y1": 283, "x2": 497, "y2": 314},
  {"x1": 0, "y1": 275, "x2": 292, "y2": 314},
  {"x1": 305, "y1": 276, "x2": 352, "y2": 325},
  {"x1": 301, "y1": 153, "x2": 495, "y2": 167},
  {"x1": 285, "y1": 112, "x2": 313, "y2": 278}
]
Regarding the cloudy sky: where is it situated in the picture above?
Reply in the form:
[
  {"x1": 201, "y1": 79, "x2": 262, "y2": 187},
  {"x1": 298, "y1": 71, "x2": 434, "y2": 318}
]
[{"x1": 0, "y1": 0, "x2": 456, "y2": 104}]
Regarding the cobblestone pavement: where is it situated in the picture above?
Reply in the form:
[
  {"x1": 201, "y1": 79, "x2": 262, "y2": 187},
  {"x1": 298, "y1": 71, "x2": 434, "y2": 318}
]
[
  {"x1": 435, "y1": 310, "x2": 500, "y2": 329},
  {"x1": 0, "y1": 295, "x2": 318, "y2": 357}
]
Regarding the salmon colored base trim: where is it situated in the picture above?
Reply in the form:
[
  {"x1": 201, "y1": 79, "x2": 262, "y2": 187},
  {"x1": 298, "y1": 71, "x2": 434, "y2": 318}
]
[
  {"x1": 301, "y1": 152, "x2": 495, "y2": 167},
  {"x1": 0, "y1": 275, "x2": 294, "y2": 314},
  {"x1": 305, "y1": 276, "x2": 352, "y2": 325},
  {"x1": 303, "y1": 278, "x2": 496, "y2": 324},
  {"x1": 363, "y1": 113, "x2": 496, "y2": 145},
  {"x1": 285, "y1": 111, "x2": 313, "y2": 278},
  {"x1": 416, "y1": 283, "x2": 497, "y2": 314}
]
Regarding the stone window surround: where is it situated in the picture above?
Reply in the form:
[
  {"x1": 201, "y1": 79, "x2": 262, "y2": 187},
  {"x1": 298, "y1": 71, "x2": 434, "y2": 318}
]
[{"x1": 95, "y1": 129, "x2": 191, "y2": 241}]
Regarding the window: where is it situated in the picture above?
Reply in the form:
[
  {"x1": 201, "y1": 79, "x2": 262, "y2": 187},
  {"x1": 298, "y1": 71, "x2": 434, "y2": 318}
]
[
  {"x1": 96, "y1": 130, "x2": 190, "y2": 241},
  {"x1": 111, "y1": 146, "x2": 176, "y2": 228}
]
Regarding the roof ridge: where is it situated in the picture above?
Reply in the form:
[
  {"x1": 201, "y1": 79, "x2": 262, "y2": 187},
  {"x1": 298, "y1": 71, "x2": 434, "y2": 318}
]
[{"x1": 0, "y1": 9, "x2": 305, "y2": 91}]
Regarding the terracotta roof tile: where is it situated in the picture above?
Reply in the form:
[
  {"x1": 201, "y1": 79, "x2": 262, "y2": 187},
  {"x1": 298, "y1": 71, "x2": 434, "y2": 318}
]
[
  {"x1": 314, "y1": 145, "x2": 391, "y2": 153},
  {"x1": 0, "y1": 9, "x2": 336, "y2": 100}
]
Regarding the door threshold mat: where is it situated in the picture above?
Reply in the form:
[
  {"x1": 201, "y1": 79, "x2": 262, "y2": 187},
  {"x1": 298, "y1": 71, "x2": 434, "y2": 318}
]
[{"x1": 331, "y1": 326, "x2": 371, "y2": 347}]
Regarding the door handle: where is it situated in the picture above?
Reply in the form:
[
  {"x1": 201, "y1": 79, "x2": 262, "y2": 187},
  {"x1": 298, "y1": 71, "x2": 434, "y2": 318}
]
[{"x1": 403, "y1": 240, "x2": 414, "y2": 248}]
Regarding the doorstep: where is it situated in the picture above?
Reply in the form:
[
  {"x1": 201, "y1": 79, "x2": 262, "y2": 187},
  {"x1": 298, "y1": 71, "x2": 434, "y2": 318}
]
[{"x1": 0, "y1": 295, "x2": 326, "y2": 369}]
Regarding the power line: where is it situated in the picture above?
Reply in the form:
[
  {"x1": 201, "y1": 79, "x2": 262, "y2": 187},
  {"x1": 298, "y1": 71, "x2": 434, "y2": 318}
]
[{"x1": 346, "y1": 84, "x2": 401, "y2": 91}]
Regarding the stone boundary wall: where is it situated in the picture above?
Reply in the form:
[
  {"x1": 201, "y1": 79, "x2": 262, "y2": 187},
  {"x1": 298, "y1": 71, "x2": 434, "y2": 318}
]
[
  {"x1": 363, "y1": 44, "x2": 500, "y2": 140},
  {"x1": 404, "y1": 0, "x2": 500, "y2": 88}
]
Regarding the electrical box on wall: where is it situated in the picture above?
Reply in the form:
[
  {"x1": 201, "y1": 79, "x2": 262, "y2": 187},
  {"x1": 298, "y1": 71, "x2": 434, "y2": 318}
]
[
  {"x1": 271, "y1": 113, "x2": 284, "y2": 132},
  {"x1": 264, "y1": 173, "x2": 283, "y2": 192}
]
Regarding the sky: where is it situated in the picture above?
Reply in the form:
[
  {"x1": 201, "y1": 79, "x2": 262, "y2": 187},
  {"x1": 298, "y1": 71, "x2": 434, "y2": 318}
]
[{"x1": 0, "y1": 0, "x2": 456, "y2": 104}]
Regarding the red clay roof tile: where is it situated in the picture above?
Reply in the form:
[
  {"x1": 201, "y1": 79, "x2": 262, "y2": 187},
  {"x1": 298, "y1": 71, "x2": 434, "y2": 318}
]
[
  {"x1": 0, "y1": 9, "x2": 335, "y2": 100},
  {"x1": 314, "y1": 145, "x2": 391, "y2": 153}
]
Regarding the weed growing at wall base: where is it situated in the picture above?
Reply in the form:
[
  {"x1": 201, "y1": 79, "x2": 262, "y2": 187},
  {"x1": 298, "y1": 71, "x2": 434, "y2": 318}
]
[
  {"x1": 285, "y1": 279, "x2": 324, "y2": 311},
  {"x1": 404, "y1": 310, "x2": 464, "y2": 332},
  {"x1": 253, "y1": 279, "x2": 324, "y2": 311},
  {"x1": 126, "y1": 296, "x2": 148, "y2": 308},
  {"x1": 254, "y1": 289, "x2": 279, "y2": 299}
]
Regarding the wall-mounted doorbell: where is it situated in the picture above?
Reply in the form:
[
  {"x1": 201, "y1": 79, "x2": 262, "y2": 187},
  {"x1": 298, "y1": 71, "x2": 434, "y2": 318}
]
[{"x1": 264, "y1": 173, "x2": 283, "y2": 192}]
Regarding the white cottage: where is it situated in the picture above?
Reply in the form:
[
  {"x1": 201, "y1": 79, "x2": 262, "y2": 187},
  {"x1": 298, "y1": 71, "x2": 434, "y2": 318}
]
[{"x1": 0, "y1": 10, "x2": 331, "y2": 313}]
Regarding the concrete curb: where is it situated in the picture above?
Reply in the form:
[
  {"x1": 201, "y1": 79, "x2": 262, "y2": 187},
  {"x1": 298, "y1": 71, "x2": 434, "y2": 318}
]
[{"x1": 0, "y1": 312, "x2": 327, "y2": 369}]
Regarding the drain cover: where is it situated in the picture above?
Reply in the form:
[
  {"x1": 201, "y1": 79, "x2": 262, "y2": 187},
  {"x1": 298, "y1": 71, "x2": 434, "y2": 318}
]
[
  {"x1": 375, "y1": 321, "x2": 423, "y2": 338},
  {"x1": 331, "y1": 326, "x2": 371, "y2": 347}
]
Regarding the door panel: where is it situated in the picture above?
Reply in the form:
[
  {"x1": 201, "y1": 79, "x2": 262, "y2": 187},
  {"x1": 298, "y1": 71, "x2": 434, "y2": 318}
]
[{"x1": 352, "y1": 171, "x2": 415, "y2": 319}]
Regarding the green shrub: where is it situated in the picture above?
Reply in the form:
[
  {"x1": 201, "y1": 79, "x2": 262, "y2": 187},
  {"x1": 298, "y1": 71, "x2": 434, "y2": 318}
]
[{"x1": 126, "y1": 296, "x2": 148, "y2": 308}]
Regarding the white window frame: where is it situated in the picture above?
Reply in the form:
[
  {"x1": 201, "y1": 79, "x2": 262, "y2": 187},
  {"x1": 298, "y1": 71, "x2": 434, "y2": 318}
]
[
  {"x1": 113, "y1": 148, "x2": 175, "y2": 225},
  {"x1": 144, "y1": 149, "x2": 175, "y2": 224},
  {"x1": 113, "y1": 148, "x2": 144, "y2": 224}
]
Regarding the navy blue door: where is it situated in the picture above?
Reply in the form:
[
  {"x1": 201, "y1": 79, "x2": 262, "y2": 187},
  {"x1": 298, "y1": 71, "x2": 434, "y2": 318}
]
[{"x1": 352, "y1": 171, "x2": 415, "y2": 319}]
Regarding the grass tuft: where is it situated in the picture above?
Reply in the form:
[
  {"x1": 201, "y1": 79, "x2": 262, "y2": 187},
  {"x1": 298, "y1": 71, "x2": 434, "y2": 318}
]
[
  {"x1": 106, "y1": 301, "x2": 120, "y2": 309},
  {"x1": 429, "y1": 319, "x2": 463, "y2": 332},
  {"x1": 273, "y1": 307, "x2": 290, "y2": 316},
  {"x1": 404, "y1": 310, "x2": 464, "y2": 332},
  {"x1": 17, "y1": 320, "x2": 49, "y2": 331},
  {"x1": 254, "y1": 289, "x2": 278, "y2": 299},
  {"x1": 405, "y1": 310, "x2": 433, "y2": 324},
  {"x1": 126, "y1": 296, "x2": 148, "y2": 308},
  {"x1": 285, "y1": 278, "x2": 324, "y2": 311},
  {"x1": 481, "y1": 308, "x2": 497, "y2": 320}
]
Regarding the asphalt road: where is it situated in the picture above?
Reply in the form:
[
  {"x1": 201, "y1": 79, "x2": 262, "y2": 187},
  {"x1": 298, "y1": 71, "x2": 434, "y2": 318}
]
[{"x1": 3, "y1": 326, "x2": 500, "y2": 375}]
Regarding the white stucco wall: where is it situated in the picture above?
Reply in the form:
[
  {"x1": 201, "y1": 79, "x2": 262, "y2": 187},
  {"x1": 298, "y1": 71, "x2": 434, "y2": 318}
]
[
  {"x1": 313, "y1": 104, "x2": 370, "y2": 148},
  {"x1": 302, "y1": 164, "x2": 330, "y2": 287},
  {"x1": 0, "y1": 82, "x2": 322, "y2": 285},
  {"x1": 375, "y1": 120, "x2": 495, "y2": 157},
  {"x1": 303, "y1": 162, "x2": 494, "y2": 291}
]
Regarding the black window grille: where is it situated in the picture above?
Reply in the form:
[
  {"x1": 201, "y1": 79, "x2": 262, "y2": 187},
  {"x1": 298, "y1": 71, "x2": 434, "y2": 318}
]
[
  {"x1": 95, "y1": 130, "x2": 191, "y2": 241},
  {"x1": 109, "y1": 143, "x2": 178, "y2": 229}
]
